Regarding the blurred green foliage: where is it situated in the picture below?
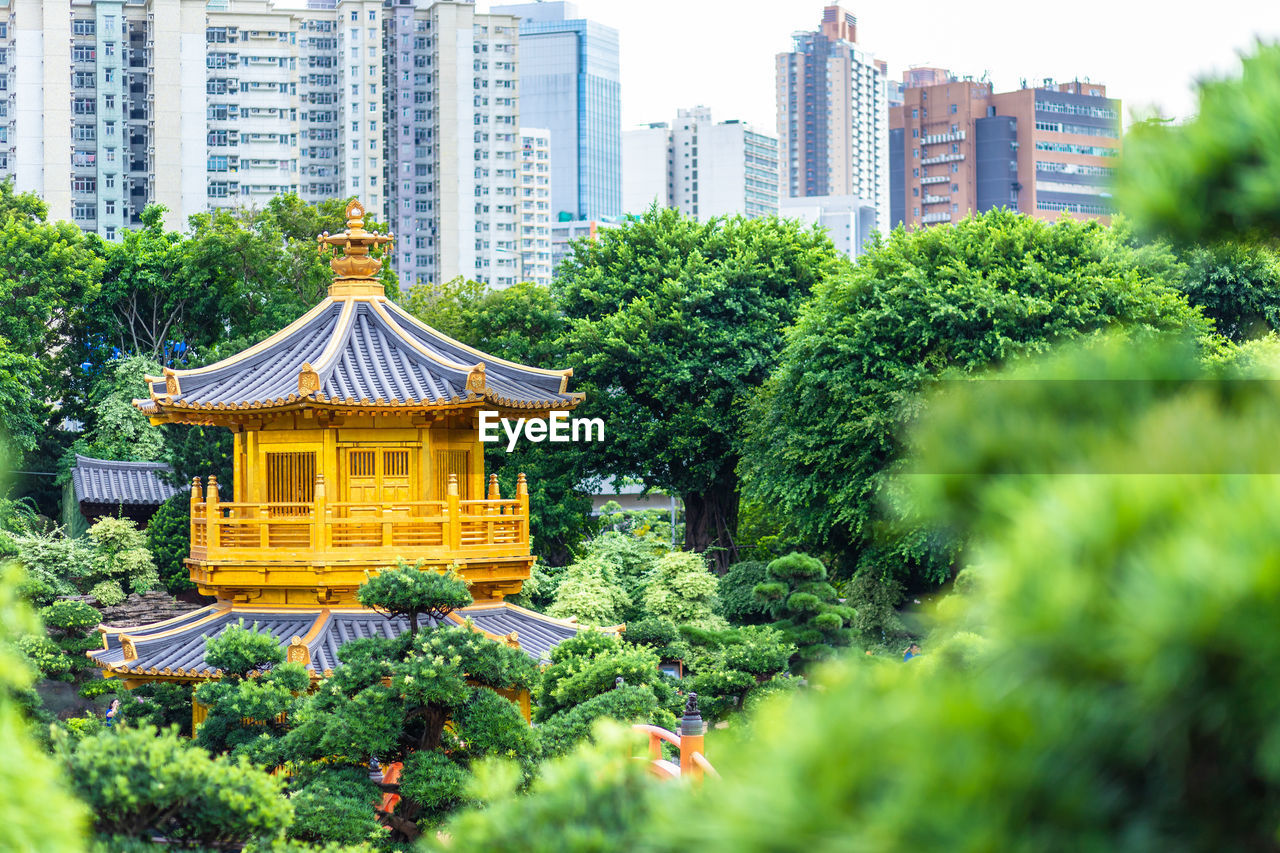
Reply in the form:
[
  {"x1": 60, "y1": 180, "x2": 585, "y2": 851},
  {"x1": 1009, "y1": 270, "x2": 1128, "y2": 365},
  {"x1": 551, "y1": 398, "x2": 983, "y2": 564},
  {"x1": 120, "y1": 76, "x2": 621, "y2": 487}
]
[
  {"x1": 1115, "y1": 42, "x2": 1280, "y2": 244},
  {"x1": 434, "y1": 334, "x2": 1280, "y2": 851}
]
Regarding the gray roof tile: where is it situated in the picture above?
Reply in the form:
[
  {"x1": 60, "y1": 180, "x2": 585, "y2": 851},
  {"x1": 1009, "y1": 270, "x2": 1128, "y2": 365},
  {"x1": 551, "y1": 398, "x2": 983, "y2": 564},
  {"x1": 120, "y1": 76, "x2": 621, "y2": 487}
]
[
  {"x1": 140, "y1": 297, "x2": 577, "y2": 413},
  {"x1": 71, "y1": 454, "x2": 185, "y2": 507},
  {"x1": 90, "y1": 603, "x2": 593, "y2": 676}
]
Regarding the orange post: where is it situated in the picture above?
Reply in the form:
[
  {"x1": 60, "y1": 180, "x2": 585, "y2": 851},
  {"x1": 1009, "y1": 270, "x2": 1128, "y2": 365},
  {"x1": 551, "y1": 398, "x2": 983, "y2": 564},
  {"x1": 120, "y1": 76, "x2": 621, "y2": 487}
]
[
  {"x1": 313, "y1": 473, "x2": 326, "y2": 552},
  {"x1": 206, "y1": 475, "x2": 221, "y2": 552},
  {"x1": 190, "y1": 476, "x2": 203, "y2": 547},
  {"x1": 447, "y1": 473, "x2": 461, "y2": 550},
  {"x1": 679, "y1": 693, "x2": 705, "y2": 783},
  {"x1": 516, "y1": 473, "x2": 529, "y2": 540}
]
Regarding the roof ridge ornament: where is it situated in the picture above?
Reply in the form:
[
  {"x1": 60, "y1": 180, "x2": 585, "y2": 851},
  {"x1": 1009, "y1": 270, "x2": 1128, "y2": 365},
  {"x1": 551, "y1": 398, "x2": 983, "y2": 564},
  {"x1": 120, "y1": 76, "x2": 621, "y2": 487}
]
[
  {"x1": 298, "y1": 362, "x2": 321, "y2": 395},
  {"x1": 466, "y1": 363, "x2": 488, "y2": 394},
  {"x1": 318, "y1": 199, "x2": 394, "y2": 298}
]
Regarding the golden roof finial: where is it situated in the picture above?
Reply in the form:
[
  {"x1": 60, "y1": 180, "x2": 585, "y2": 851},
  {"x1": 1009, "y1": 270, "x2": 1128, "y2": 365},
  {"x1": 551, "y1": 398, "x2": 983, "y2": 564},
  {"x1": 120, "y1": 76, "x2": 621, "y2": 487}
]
[{"x1": 318, "y1": 199, "x2": 394, "y2": 297}]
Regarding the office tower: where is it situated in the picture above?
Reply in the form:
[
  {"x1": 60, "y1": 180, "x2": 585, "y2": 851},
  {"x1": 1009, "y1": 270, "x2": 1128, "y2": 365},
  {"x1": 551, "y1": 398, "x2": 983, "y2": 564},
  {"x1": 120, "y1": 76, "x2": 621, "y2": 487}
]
[
  {"x1": 491, "y1": 1, "x2": 620, "y2": 221},
  {"x1": 622, "y1": 106, "x2": 779, "y2": 222},
  {"x1": 889, "y1": 71, "x2": 1121, "y2": 228},
  {"x1": 776, "y1": 4, "x2": 889, "y2": 233},
  {"x1": 0, "y1": 0, "x2": 207, "y2": 234},
  {"x1": 384, "y1": 0, "x2": 522, "y2": 288},
  {"x1": 518, "y1": 127, "x2": 552, "y2": 286}
]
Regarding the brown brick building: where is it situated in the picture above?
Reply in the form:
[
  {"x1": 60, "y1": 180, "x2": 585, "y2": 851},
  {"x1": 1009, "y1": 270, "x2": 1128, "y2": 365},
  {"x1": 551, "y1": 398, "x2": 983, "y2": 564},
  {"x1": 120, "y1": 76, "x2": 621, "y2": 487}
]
[{"x1": 889, "y1": 71, "x2": 1120, "y2": 228}]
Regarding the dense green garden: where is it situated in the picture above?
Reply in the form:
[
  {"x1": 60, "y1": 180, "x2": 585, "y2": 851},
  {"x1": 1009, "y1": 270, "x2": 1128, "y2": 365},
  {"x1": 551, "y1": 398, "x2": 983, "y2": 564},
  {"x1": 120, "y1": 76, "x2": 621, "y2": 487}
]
[{"x1": 2, "y1": 40, "x2": 1280, "y2": 853}]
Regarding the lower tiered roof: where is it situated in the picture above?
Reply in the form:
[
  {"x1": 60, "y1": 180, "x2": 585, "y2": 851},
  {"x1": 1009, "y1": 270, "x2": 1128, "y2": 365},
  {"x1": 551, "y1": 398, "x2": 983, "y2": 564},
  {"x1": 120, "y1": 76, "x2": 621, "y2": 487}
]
[{"x1": 89, "y1": 602, "x2": 591, "y2": 679}]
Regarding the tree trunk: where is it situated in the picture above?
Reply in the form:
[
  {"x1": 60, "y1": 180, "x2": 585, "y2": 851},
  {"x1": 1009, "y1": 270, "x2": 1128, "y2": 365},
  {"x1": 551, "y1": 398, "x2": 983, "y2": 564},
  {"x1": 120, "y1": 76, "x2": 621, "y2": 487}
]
[{"x1": 682, "y1": 471, "x2": 740, "y2": 573}]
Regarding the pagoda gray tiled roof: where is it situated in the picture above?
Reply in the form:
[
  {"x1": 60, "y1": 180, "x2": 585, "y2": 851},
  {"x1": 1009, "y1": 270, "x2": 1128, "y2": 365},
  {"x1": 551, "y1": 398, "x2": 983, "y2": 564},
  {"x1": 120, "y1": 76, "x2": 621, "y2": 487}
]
[
  {"x1": 89, "y1": 602, "x2": 597, "y2": 678},
  {"x1": 137, "y1": 296, "x2": 578, "y2": 414},
  {"x1": 71, "y1": 454, "x2": 185, "y2": 507}
]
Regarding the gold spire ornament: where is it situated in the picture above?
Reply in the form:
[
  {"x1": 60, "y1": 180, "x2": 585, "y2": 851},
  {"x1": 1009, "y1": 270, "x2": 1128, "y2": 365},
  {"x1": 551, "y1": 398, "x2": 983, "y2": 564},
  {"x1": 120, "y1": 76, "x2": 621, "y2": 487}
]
[{"x1": 318, "y1": 199, "x2": 394, "y2": 296}]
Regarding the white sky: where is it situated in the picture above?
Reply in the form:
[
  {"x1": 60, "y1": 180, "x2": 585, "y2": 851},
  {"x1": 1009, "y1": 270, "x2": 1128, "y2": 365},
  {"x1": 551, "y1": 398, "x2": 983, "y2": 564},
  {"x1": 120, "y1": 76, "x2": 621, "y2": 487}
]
[{"x1": 480, "y1": 0, "x2": 1280, "y2": 130}]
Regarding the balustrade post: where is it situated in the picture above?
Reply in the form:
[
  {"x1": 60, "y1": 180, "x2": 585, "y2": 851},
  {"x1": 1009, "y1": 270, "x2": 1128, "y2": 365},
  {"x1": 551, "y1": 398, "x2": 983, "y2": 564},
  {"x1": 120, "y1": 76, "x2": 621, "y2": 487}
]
[
  {"x1": 447, "y1": 473, "x2": 461, "y2": 550},
  {"x1": 189, "y1": 476, "x2": 203, "y2": 548},
  {"x1": 313, "y1": 474, "x2": 326, "y2": 554},
  {"x1": 516, "y1": 473, "x2": 529, "y2": 545},
  {"x1": 206, "y1": 475, "x2": 221, "y2": 553},
  {"x1": 679, "y1": 693, "x2": 705, "y2": 783}
]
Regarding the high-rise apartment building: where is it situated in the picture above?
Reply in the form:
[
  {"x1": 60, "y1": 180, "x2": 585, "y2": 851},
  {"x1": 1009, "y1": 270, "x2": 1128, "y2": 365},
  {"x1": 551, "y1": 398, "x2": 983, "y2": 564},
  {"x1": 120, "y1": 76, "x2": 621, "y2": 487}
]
[
  {"x1": 517, "y1": 127, "x2": 552, "y2": 286},
  {"x1": 622, "y1": 106, "x2": 779, "y2": 221},
  {"x1": 0, "y1": 0, "x2": 208, "y2": 234},
  {"x1": 776, "y1": 4, "x2": 889, "y2": 233},
  {"x1": 492, "y1": 1, "x2": 620, "y2": 222},
  {"x1": 0, "y1": 0, "x2": 545, "y2": 290},
  {"x1": 889, "y1": 71, "x2": 1120, "y2": 228},
  {"x1": 383, "y1": 0, "x2": 523, "y2": 288}
]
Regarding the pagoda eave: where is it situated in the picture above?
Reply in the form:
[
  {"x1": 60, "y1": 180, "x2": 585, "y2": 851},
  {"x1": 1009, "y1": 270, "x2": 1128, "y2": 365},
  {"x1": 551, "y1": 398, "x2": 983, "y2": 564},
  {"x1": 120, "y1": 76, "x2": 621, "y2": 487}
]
[{"x1": 139, "y1": 393, "x2": 582, "y2": 427}]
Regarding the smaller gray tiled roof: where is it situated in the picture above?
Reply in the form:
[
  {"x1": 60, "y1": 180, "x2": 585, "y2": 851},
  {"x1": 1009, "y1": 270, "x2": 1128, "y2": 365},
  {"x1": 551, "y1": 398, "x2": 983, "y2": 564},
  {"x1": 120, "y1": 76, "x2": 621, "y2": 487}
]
[
  {"x1": 71, "y1": 454, "x2": 185, "y2": 507},
  {"x1": 89, "y1": 602, "x2": 601, "y2": 677}
]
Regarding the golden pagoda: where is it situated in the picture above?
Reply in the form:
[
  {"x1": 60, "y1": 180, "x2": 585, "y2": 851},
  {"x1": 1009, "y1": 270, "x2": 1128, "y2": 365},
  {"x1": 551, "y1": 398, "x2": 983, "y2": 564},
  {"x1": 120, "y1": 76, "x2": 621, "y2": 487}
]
[{"x1": 89, "y1": 200, "x2": 588, "y2": 699}]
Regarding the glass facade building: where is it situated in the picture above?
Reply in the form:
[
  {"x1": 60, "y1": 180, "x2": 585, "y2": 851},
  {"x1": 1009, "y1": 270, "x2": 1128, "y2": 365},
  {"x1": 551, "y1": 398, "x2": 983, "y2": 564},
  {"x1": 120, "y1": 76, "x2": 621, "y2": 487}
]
[{"x1": 493, "y1": 2, "x2": 620, "y2": 221}]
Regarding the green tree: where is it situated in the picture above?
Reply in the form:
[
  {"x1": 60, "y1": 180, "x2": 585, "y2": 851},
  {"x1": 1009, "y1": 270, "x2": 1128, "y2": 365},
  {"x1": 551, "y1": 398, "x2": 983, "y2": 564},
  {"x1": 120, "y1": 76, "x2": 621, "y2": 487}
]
[
  {"x1": 556, "y1": 208, "x2": 845, "y2": 569},
  {"x1": 0, "y1": 341, "x2": 47, "y2": 468},
  {"x1": 63, "y1": 353, "x2": 165, "y2": 468},
  {"x1": 534, "y1": 631, "x2": 678, "y2": 724},
  {"x1": 356, "y1": 561, "x2": 473, "y2": 635},
  {"x1": 753, "y1": 552, "x2": 853, "y2": 670},
  {"x1": 84, "y1": 516, "x2": 159, "y2": 605},
  {"x1": 716, "y1": 560, "x2": 771, "y2": 625},
  {"x1": 264, "y1": 570, "x2": 537, "y2": 842},
  {"x1": 64, "y1": 724, "x2": 291, "y2": 848},
  {"x1": 194, "y1": 621, "x2": 309, "y2": 758},
  {"x1": 742, "y1": 209, "x2": 1210, "y2": 585},
  {"x1": 560, "y1": 532, "x2": 669, "y2": 622},
  {"x1": 680, "y1": 624, "x2": 796, "y2": 721},
  {"x1": 400, "y1": 276, "x2": 488, "y2": 340},
  {"x1": 37, "y1": 599, "x2": 102, "y2": 686},
  {"x1": 87, "y1": 206, "x2": 196, "y2": 361},
  {"x1": 146, "y1": 494, "x2": 193, "y2": 594},
  {"x1": 641, "y1": 550, "x2": 724, "y2": 630},
  {"x1": 547, "y1": 554, "x2": 631, "y2": 626},
  {"x1": 1175, "y1": 242, "x2": 1280, "y2": 342}
]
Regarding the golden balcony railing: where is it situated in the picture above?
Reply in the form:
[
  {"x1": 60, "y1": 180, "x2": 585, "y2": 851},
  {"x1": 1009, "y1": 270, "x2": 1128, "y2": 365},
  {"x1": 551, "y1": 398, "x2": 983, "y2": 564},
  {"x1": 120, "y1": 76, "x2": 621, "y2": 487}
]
[{"x1": 187, "y1": 472, "x2": 529, "y2": 565}]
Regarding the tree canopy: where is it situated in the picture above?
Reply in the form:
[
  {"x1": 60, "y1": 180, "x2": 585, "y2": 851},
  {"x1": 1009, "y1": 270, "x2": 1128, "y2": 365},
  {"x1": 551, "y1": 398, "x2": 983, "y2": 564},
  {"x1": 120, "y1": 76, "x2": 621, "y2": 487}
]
[
  {"x1": 741, "y1": 209, "x2": 1211, "y2": 584},
  {"x1": 555, "y1": 207, "x2": 845, "y2": 568}
]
